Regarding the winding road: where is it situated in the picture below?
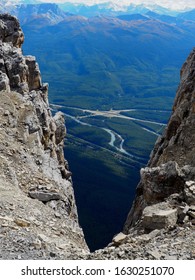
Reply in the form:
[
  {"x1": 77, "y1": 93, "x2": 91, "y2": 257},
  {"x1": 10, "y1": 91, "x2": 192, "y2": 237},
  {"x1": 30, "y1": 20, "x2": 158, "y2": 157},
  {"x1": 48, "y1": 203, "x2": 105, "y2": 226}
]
[{"x1": 52, "y1": 104, "x2": 167, "y2": 160}]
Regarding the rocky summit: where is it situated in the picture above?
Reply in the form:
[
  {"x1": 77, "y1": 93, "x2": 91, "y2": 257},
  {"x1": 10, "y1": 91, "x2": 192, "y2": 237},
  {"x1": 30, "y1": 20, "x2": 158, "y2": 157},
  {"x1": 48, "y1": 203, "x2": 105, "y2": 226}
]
[{"x1": 0, "y1": 14, "x2": 195, "y2": 260}]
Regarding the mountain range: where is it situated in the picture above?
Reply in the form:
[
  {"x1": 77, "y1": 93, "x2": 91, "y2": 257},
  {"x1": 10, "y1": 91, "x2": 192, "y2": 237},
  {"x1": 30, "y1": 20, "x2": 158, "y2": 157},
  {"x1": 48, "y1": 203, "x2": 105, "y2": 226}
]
[
  {"x1": 0, "y1": 1, "x2": 193, "y2": 19},
  {"x1": 14, "y1": 3, "x2": 195, "y2": 110},
  {"x1": 1, "y1": 2, "x2": 195, "y2": 250}
]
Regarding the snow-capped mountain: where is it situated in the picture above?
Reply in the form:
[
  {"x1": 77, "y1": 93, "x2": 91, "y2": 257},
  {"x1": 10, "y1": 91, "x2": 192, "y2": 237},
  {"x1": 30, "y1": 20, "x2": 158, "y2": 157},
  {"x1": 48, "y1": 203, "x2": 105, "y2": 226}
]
[
  {"x1": 1, "y1": 1, "x2": 193, "y2": 18},
  {"x1": 0, "y1": 0, "x2": 37, "y2": 13},
  {"x1": 57, "y1": 2, "x2": 179, "y2": 17},
  {"x1": 29, "y1": 0, "x2": 195, "y2": 12},
  {"x1": 1, "y1": 1, "x2": 195, "y2": 21}
]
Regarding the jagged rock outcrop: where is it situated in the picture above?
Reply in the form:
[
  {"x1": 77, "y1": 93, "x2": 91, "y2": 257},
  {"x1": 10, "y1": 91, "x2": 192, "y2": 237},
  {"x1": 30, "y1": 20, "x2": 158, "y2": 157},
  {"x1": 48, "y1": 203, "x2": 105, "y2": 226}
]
[
  {"x1": 124, "y1": 48, "x2": 195, "y2": 232},
  {"x1": 0, "y1": 14, "x2": 88, "y2": 259},
  {"x1": 0, "y1": 14, "x2": 24, "y2": 47}
]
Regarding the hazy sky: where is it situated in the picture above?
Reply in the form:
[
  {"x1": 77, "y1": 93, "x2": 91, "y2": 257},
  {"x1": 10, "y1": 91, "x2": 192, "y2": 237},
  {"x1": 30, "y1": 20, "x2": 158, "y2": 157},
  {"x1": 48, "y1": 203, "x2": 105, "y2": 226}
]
[{"x1": 38, "y1": 0, "x2": 195, "y2": 11}]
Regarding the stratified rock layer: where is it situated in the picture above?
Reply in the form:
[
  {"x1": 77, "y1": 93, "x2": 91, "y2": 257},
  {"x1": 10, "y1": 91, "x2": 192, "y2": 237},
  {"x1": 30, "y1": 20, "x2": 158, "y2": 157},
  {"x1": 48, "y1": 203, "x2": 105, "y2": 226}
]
[{"x1": 0, "y1": 14, "x2": 88, "y2": 259}]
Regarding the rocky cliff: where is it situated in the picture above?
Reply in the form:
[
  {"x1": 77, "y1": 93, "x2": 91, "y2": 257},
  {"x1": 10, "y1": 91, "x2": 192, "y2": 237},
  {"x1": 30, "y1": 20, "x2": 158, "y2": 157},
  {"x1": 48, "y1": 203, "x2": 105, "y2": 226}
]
[
  {"x1": 124, "y1": 47, "x2": 195, "y2": 230},
  {"x1": 0, "y1": 14, "x2": 88, "y2": 259}
]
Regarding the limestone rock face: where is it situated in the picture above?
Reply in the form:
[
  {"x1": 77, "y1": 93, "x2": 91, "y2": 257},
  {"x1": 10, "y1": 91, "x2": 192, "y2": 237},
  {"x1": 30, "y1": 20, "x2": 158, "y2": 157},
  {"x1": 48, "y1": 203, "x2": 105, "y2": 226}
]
[
  {"x1": 141, "y1": 161, "x2": 184, "y2": 204},
  {"x1": 124, "y1": 48, "x2": 195, "y2": 232},
  {"x1": 142, "y1": 202, "x2": 178, "y2": 230},
  {"x1": 0, "y1": 15, "x2": 42, "y2": 94},
  {"x1": 0, "y1": 14, "x2": 24, "y2": 48},
  {"x1": 0, "y1": 71, "x2": 10, "y2": 91},
  {"x1": 0, "y1": 14, "x2": 88, "y2": 259}
]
